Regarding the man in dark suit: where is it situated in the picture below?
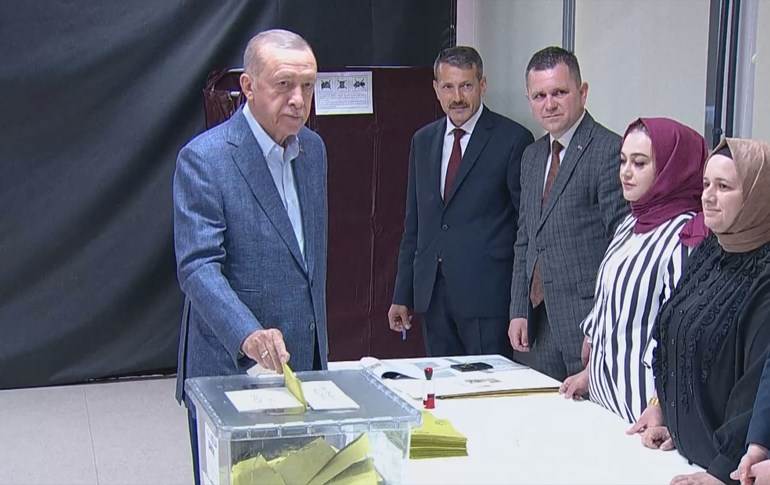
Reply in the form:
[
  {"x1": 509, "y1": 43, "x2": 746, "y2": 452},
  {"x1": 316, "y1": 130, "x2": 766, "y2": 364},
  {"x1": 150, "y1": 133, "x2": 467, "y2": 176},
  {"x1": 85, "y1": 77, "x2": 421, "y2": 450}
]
[
  {"x1": 389, "y1": 46, "x2": 533, "y2": 358},
  {"x1": 173, "y1": 29, "x2": 327, "y2": 484},
  {"x1": 508, "y1": 46, "x2": 627, "y2": 381}
]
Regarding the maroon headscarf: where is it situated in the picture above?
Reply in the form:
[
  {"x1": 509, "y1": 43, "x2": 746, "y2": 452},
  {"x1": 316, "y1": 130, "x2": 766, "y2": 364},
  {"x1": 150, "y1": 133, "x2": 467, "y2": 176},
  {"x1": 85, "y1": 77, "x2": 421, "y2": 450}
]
[{"x1": 623, "y1": 117, "x2": 710, "y2": 246}]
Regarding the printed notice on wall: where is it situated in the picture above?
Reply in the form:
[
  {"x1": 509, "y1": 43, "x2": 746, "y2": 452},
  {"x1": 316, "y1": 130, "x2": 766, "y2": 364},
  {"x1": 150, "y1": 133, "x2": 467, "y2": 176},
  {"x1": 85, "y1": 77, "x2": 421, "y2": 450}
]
[{"x1": 314, "y1": 71, "x2": 373, "y2": 115}]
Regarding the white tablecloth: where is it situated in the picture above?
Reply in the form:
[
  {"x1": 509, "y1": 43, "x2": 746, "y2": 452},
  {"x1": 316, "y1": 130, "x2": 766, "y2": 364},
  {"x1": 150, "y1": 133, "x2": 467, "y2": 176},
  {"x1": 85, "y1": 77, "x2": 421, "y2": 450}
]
[{"x1": 330, "y1": 357, "x2": 700, "y2": 484}]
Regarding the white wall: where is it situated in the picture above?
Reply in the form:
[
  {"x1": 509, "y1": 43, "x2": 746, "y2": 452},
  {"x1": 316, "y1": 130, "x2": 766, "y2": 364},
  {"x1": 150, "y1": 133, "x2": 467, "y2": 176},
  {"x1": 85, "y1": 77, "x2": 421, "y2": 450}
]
[
  {"x1": 456, "y1": 0, "x2": 476, "y2": 46},
  {"x1": 575, "y1": 0, "x2": 710, "y2": 136},
  {"x1": 458, "y1": 0, "x2": 563, "y2": 136},
  {"x1": 459, "y1": 0, "x2": 711, "y2": 139},
  {"x1": 753, "y1": 0, "x2": 770, "y2": 142}
]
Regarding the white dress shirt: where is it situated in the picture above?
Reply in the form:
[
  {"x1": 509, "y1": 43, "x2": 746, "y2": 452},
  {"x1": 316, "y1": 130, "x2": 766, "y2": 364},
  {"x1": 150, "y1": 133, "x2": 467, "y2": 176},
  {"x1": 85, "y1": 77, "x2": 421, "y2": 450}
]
[
  {"x1": 440, "y1": 105, "x2": 484, "y2": 198},
  {"x1": 242, "y1": 104, "x2": 305, "y2": 260}
]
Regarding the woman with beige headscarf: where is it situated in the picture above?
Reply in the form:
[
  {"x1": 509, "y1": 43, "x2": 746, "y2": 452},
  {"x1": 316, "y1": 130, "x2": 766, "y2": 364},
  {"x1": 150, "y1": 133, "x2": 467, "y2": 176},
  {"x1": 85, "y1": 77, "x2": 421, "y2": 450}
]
[{"x1": 634, "y1": 139, "x2": 770, "y2": 485}]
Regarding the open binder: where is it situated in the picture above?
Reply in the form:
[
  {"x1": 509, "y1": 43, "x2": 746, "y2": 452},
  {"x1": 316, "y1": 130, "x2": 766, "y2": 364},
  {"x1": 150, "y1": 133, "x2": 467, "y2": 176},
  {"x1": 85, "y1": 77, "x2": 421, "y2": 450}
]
[{"x1": 362, "y1": 355, "x2": 561, "y2": 400}]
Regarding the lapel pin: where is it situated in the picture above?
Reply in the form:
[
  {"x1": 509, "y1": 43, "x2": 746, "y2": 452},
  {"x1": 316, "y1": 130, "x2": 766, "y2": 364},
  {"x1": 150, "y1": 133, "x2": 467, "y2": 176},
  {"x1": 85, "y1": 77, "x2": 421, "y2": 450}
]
[{"x1": 577, "y1": 145, "x2": 583, "y2": 151}]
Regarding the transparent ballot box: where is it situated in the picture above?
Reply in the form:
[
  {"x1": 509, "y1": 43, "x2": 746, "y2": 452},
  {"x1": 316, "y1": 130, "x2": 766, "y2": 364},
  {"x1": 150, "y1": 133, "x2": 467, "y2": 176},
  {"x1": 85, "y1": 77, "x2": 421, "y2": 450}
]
[{"x1": 185, "y1": 369, "x2": 422, "y2": 485}]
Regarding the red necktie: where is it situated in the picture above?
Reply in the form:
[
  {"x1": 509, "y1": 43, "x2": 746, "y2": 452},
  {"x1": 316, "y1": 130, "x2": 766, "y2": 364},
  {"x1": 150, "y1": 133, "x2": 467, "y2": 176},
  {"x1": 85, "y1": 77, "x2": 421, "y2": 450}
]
[
  {"x1": 444, "y1": 128, "x2": 465, "y2": 200},
  {"x1": 530, "y1": 139, "x2": 563, "y2": 308}
]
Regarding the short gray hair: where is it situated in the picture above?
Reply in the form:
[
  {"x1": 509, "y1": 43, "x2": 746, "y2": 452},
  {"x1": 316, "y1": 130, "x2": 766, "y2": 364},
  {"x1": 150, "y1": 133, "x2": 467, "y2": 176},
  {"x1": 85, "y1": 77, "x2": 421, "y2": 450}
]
[
  {"x1": 243, "y1": 29, "x2": 313, "y2": 76},
  {"x1": 433, "y1": 46, "x2": 484, "y2": 80}
]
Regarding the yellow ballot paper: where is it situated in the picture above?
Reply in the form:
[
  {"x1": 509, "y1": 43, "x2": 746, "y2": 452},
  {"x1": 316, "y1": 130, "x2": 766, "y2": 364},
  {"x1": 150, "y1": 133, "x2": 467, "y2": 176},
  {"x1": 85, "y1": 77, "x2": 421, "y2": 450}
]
[
  {"x1": 308, "y1": 433, "x2": 372, "y2": 485},
  {"x1": 412, "y1": 411, "x2": 466, "y2": 441},
  {"x1": 283, "y1": 362, "x2": 308, "y2": 411},
  {"x1": 326, "y1": 457, "x2": 380, "y2": 485},
  {"x1": 410, "y1": 411, "x2": 468, "y2": 459},
  {"x1": 232, "y1": 454, "x2": 287, "y2": 485},
  {"x1": 232, "y1": 434, "x2": 379, "y2": 485},
  {"x1": 274, "y1": 438, "x2": 337, "y2": 485}
]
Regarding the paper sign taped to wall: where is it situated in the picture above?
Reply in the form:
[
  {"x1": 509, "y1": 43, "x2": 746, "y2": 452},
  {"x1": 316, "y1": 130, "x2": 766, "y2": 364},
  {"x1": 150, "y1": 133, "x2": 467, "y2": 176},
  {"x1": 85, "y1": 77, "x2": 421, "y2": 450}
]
[{"x1": 314, "y1": 71, "x2": 373, "y2": 115}]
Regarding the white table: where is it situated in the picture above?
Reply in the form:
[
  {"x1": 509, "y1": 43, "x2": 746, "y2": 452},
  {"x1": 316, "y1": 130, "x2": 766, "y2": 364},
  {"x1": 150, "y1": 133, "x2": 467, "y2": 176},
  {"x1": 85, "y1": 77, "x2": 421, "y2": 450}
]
[{"x1": 331, "y1": 357, "x2": 700, "y2": 484}]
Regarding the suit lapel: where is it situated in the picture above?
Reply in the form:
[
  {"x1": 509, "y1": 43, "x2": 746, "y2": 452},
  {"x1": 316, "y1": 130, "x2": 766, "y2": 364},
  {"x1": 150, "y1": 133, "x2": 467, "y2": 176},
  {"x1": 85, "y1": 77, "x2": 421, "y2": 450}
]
[
  {"x1": 429, "y1": 119, "x2": 446, "y2": 209},
  {"x1": 538, "y1": 115, "x2": 594, "y2": 230},
  {"x1": 293, "y1": 145, "x2": 315, "y2": 276},
  {"x1": 228, "y1": 114, "x2": 307, "y2": 272},
  {"x1": 530, "y1": 137, "x2": 550, "y2": 231},
  {"x1": 445, "y1": 107, "x2": 491, "y2": 204}
]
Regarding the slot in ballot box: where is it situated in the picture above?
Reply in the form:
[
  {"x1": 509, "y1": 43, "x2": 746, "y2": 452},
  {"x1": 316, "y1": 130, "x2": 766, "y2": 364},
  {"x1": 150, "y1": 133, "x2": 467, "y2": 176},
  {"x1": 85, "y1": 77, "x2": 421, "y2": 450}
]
[{"x1": 186, "y1": 369, "x2": 422, "y2": 485}]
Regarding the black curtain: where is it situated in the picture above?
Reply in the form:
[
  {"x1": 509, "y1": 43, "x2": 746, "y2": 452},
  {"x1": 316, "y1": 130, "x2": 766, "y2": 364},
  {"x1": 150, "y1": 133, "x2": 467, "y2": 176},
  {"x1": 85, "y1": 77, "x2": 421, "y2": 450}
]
[{"x1": 0, "y1": 0, "x2": 451, "y2": 389}]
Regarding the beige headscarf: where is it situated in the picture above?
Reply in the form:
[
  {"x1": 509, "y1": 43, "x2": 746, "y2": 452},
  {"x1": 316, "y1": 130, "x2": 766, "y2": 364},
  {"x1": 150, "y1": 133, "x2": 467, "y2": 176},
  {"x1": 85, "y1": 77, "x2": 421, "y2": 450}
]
[{"x1": 709, "y1": 138, "x2": 770, "y2": 253}]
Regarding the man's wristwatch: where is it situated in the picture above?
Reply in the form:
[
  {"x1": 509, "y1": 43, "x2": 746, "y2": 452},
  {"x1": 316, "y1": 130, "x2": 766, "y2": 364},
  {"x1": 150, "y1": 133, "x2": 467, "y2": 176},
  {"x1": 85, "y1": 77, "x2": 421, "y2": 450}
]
[{"x1": 648, "y1": 396, "x2": 660, "y2": 407}]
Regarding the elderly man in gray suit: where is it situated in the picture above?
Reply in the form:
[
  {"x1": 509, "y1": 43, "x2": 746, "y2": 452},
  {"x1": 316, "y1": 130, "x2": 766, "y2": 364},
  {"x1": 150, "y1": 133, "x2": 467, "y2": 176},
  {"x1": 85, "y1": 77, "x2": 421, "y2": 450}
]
[
  {"x1": 173, "y1": 29, "x2": 327, "y2": 484},
  {"x1": 508, "y1": 46, "x2": 628, "y2": 382}
]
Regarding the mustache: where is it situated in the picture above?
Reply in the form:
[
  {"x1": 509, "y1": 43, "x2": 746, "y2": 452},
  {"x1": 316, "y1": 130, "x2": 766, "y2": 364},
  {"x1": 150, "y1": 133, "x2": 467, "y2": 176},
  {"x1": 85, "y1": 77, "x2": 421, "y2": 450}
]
[{"x1": 449, "y1": 102, "x2": 469, "y2": 109}]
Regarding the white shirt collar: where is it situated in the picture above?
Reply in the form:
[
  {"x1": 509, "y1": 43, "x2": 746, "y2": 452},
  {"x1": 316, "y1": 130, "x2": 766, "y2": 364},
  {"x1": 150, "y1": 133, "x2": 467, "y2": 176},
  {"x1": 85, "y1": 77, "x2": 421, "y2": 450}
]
[
  {"x1": 444, "y1": 104, "x2": 484, "y2": 137},
  {"x1": 242, "y1": 103, "x2": 299, "y2": 162},
  {"x1": 550, "y1": 110, "x2": 586, "y2": 151}
]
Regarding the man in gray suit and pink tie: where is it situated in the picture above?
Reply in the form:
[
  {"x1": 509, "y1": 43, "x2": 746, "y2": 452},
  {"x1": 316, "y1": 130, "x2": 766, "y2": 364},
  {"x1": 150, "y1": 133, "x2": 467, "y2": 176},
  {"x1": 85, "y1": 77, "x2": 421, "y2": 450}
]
[
  {"x1": 173, "y1": 29, "x2": 328, "y2": 484},
  {"x1": 508, "y1": 46, "x2": 628, "y2": 381}
]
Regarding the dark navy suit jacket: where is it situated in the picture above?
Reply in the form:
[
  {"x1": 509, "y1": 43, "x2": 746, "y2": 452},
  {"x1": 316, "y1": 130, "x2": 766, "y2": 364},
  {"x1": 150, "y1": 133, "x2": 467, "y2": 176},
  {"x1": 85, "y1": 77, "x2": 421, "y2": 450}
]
[{"x1": 393, "y1": 106, "x2": 533, "y2": 318}]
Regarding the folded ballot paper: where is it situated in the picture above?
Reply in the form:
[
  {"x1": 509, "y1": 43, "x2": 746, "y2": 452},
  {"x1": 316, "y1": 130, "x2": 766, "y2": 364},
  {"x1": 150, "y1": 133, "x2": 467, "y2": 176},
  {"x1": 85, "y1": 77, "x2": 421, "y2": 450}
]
[
  {"x1": 232, "y1": 434, "x2": 381, "y2": 485},
  {"x1": 409, "y1": 410, "x2": 468, "y2": 459}
]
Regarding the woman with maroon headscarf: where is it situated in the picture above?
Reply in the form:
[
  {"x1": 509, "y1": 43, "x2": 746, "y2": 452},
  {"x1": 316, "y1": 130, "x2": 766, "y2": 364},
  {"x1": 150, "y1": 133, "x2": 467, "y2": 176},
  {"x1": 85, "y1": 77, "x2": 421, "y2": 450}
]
[{"x1": 559, "y1": 118, "x2": 709, "y2": 425}]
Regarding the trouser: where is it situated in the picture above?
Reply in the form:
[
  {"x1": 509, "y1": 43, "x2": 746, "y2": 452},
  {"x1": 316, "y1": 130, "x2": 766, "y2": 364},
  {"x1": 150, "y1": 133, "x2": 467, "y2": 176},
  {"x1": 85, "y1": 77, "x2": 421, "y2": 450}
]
[
  {"x1": 422, "y1": 264, "x2": 513, "y2": 359},
  {"x1": 526, "y1": 303, "x2": 583, "y2": 382}
]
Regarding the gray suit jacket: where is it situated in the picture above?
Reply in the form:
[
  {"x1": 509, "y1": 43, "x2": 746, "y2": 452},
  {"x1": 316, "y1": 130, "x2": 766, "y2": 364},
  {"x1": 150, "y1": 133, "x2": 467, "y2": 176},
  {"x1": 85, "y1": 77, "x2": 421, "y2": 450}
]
[
  {"x1": 510, "y1": 112, "x2": 627, "y2": 351},
  {"x1": 173, "y1": 111, "x2": 328, "y2": 402}
]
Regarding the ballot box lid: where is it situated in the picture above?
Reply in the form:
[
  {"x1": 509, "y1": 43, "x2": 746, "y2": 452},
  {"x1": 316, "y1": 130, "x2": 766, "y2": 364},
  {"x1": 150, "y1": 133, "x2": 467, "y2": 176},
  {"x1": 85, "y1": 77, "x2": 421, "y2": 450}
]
[{"x1": 185, "y1": 369, "x2": 422, "y2": 440}]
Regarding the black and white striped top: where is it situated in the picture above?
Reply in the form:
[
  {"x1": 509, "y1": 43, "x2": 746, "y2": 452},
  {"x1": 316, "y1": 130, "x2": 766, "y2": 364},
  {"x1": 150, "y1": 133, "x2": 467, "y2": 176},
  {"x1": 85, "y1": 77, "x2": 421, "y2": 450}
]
[{"x1": 581, "y1": 213, "x2": 693, "y2": 423}]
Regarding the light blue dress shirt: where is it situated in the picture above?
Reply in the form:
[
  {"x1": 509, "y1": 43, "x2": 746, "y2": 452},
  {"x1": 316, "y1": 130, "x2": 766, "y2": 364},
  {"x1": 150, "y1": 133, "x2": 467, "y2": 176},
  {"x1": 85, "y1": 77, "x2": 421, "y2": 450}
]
[{"x1": 242, "y1": 104, "x2": 305, "y2": 260}]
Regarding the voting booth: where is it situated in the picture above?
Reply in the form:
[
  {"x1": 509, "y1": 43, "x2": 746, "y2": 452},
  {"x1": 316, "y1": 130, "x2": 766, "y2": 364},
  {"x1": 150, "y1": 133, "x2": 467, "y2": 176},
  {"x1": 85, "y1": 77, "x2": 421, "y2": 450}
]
[{"x1": 186, "y1": 370, "x2": 421, "y2": 485}]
